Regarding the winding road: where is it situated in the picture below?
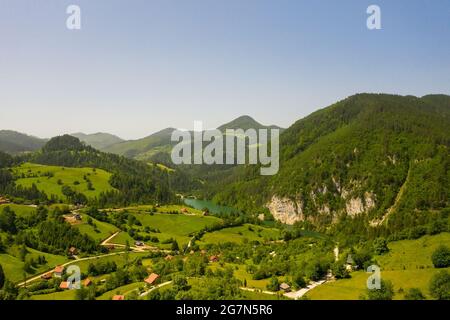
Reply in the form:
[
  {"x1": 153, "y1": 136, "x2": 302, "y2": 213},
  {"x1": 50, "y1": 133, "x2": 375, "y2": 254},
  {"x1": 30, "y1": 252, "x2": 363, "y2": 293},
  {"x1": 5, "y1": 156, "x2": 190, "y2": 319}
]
[{"x1": 18, "y1": 251, "x2": 127, "y2": 287}]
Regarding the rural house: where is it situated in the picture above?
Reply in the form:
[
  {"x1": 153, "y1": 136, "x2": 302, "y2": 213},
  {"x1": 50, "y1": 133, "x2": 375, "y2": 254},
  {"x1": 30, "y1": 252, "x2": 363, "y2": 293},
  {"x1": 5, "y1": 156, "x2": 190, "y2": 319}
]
[
  {"x1": 279, "y1": 283, "x2": 291, "y2": 292},
  {"x1": 54, "y1": 265, "x2": 65, "y2": 278},
  {"x1": 144, "y1": 273, "x2": 160, "y2": 286},
  {"x1": 209, "y1": 255, "x2": 219, "y2": 263},
  {"x1": 59, "y1": 281, "x2": 70, "y2": 290},
  {"x1": 68, "y1": 247, "x2": 78, "y2": 256},
  {"x1": 164, "y1": 254, "x2": 174, "y2": 261},
  {"x1": 112, "y1": 295, "x2": 125, "y2": 300},
  {"x1": 83, "y1": 278, "x2": 92, "y2": 287},
  {"x1": 41, "y1": 273, "x2": 52, "y2": 280},
  {"x1": 0, "y1": 196, "x2": 9, "y2": 204}
]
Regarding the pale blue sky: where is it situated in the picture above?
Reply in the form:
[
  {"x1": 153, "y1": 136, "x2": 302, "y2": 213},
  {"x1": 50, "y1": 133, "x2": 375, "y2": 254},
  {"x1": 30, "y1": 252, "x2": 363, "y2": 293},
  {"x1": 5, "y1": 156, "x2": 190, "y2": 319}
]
[{"x1": 0, "y1": 0, "x2": 449, "y2": 139}]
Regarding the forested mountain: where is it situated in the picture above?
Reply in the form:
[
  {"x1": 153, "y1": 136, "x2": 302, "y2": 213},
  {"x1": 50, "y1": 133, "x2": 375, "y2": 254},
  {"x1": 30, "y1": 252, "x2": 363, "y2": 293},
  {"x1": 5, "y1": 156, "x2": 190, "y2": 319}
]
[
  {"x1": 1, "y1": 95, "x2": 448, "y2": 240},
  {"x1": 217, "y1": 115, "x2": 283, "y2": 132},
  {"x1": 101, "y1": 116, "x2": 283, "y2": 163},
  {"x1": 0, "y1": 130, "x2": 47, "y2": 154},
  {"x1": 0, "y1": 135, "x2": 199, "y2": 206},
  {"x1": 71, "y1": 132, "x2": 124, "y2": 150},
  {"x1": 102, "y1": 128, "x2": 175, "y2": 159},
  {"x1": 210, "y1": 94, "x2": 450, "y2": 239}
]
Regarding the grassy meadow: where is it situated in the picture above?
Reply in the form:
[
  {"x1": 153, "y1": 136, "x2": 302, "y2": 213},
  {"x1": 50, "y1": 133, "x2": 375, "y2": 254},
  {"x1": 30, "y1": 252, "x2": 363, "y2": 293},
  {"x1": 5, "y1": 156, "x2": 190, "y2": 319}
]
[
  {"x1": 13, "y1": 163, "x2": 116, "y2": 200},
  {"x1": 306, "y1": 232, "x2": 450, "y2": 300},
  {"x1": 73, "y1": 214, "x2": 119, "y2": 243},
  {"x1": 199, "y1": 224, "x2": 281, "y2": 245},
  {"x1": 96, "y1": 282, "x2": 146, "y2": 300},
  {"x1": 0, "y1": 246, "x2": 67, "y2": 283},
  {"x1": 0, "y1": 203, "x2": 37, "y2": 217},
  {"x1": 108, "y1": 208, "x2": 223, "y2": 248}
]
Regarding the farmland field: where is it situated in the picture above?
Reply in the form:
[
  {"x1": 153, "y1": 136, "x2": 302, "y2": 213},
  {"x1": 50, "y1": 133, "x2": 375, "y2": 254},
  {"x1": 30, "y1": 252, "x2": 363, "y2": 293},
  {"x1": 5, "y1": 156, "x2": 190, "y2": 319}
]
[
  {"x1": 73, "y1": 214, "x2": 119, "y2": 243},
  {"x1": 109, "y1": 231, "x2": 135, "y2": 246},
  {"x1": 63, "y1": 252, "x2": 149, "y2": 274},
  {"x1": 376, "y1": 232, "x2": 450, "y2": 270},
  {"x1": 199, "y1": 224, "x2": 281, "y2": 245},
  {"x1": 240, "y1": 290, "x2": 286, "y2": 300},
  {"x1": 118, "y1": 204, "x2": 203, "y2": 215},
  {"x1": 0, "y1": 247, "x2": 67, "y2": 283},
  {"x1": 208, "y1": 263, "x2": 285, "y2": 291},
  {"x1": 96, "y1": 282, "x2": 146, "y2": 300},
  {"x1": 31, "y1": 289, "x2": 77, "y2": 300},
  {"x1": 0, "y1": 203, "x2": 36, "y2": 217},
  {"x1": 306, "y1": 232, "x2": 450, "y2": 300},
  {"x1": 13, "y1": 163, "x2": 116, "y2": 200},
  {"x1": 110, "y1": 211, "x2": 223, "y2": 248}
]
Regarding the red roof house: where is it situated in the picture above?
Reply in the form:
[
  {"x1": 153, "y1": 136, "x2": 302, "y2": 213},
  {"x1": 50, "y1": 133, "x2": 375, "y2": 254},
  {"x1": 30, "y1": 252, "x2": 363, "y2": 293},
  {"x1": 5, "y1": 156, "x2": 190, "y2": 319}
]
[
  {"x1": 41, "y1": 273, "x2": 52, "y2": 280},
  {"x1": 209, "y1": 255, "x2": 219, "y2": 263},
  {"x1": 164, "y1": 254, "x2": 174, "y2": 261},
  {"x1": 54, "y1": 265, "x2": 64, "y2": 277},
  {"x1": 59, "y1": 281, "x2": 70, "y2": 290},
  {"x1": 83, "y1": 278, "x2": 92, "y2": 287},
  {"x1": 144, "y1": 273, "x2": 160, "y2": 286}
]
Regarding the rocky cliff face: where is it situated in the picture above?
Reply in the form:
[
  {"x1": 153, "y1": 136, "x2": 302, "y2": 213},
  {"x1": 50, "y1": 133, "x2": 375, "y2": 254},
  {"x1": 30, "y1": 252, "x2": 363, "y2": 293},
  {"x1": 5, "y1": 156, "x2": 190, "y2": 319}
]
[
  {"x1": 267, "y1": 195, "x2": 304, "y2": 224},
  {"x1": 267, "y1": 190, "x2": 376, "y2": 225}
]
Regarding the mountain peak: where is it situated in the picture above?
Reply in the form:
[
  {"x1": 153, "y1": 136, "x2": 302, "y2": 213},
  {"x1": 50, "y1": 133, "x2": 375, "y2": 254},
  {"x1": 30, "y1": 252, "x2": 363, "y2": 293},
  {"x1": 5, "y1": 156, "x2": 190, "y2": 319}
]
[
  {"x1": 218, "y1": 115, "x2": 282, "y2": 132},
  {"x1": 43, "y1": 135, "x2": 87, "y2": 152},
  {"x1": 71, "y1": 132, "x2": 124, "y2": 150}
]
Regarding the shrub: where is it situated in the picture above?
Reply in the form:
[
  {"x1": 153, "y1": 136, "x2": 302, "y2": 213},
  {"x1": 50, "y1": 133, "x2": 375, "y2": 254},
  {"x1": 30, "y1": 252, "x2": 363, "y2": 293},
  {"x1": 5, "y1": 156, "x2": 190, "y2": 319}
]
[
  {"x1": 366, "y1": 279, "x2": 394, "y2": 300},
  {"x1": 404, "y1": 288, "x2": 425, "y2": 300},
  {"x1": 431, "y1": 245, "x2": 450, "y2": 268},
  {"x1": 266, "y1": 276, "x2": 279, "y2": 292},
  {"x1": 429, "y1": 270, "x2": 450, "y2": 300},
  {"x1": 373, "y1": 238, "x2": 389, "y2": 255}
]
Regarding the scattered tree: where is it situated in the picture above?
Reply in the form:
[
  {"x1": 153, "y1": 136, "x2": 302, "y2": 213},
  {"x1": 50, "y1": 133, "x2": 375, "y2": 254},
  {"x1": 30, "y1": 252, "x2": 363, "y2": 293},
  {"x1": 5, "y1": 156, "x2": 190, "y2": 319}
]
[
  {"x1": 431, "y1": 245, "x2": 450, "y2": 268},
  {"x1": 404, "y1": 288, "x2": 425, "y2": 300},
  {"x1": 365, "y1": 279, "x2": 394, "y2": 300},
  {"x1": 429, "y1": 270, "x2": 450, "y2": 300}
]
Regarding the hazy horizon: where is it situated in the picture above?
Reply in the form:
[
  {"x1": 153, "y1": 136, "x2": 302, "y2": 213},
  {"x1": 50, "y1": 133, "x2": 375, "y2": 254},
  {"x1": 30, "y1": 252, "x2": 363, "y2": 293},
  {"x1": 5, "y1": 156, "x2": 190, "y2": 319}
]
[
  {"x1": 1, "y1": 0, "x2": 449, "y2": 139},
  {"x1": 1, "y1": 92, "x2": 449, "y2": 141}
]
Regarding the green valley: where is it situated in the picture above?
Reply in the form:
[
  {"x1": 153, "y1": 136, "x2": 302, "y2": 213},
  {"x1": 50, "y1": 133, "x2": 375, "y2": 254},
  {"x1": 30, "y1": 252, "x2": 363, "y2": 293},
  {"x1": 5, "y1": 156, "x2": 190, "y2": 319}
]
[{"x1": 0, "y1": 94, "x2": 449, "y2": 301}]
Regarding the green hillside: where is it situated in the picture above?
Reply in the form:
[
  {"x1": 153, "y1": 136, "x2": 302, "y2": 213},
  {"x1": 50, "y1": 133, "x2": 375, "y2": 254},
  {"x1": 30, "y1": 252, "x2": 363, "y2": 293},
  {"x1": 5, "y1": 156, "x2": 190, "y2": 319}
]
[
  {"x1": 102, "y1": 116, "x2": 283, "y2": 163},
  {"x1": 71, "y1": 132, "x2": 124, "y2": 150},
  {"x1": 22, "y1": 135, "x2": 194, "y2": 205},
  {"x1": 212, "y1": 94, "x2": 450, "y2": 239},
  {"x1": 14, "y1": 163, "x2": 116, "y2": 201},
  {"x1": 0, "y1": 204, "x2": 36, "y2": 217},
  {"x1": 73, "y1": 214, "x2": 119, "y2": 242},
  {"x1": 306, "y1": 232, "x2": 450, "y2": 300},
  {"x1": 0, "y1": 130, "x2": 47, "y2": 154},
  {"x1": 0, "y1": 246, "x2": 67, "y2": 283},
  {"x1": 102, "y1": 128, "x2": 175, "y2": 158},
  {"x1": 199, "y1": 224, "x2": 281, "y2": 245},
  {"x1": 107, "y1": 207, "x2": 223, "y2": 248}
]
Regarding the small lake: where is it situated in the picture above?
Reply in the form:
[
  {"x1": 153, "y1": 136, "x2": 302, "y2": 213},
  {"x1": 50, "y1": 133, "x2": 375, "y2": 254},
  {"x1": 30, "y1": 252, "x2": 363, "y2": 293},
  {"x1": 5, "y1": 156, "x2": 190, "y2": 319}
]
[{"x1": 183, "y1": 198, "x2": 240, "y2": 215}]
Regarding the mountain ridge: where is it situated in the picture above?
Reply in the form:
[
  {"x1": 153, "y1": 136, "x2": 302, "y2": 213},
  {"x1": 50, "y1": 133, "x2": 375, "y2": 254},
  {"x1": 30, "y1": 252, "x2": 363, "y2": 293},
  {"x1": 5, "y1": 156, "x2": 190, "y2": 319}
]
[
  {"x1": 210, "y1": 93, "x2": 450, "y2": 238},
  {"x1": 0, "y1": 130, "x2": 47, "y2": 154},
  {"x1": 70, "y1": 132, "x2": 124, "y2": 150}
]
